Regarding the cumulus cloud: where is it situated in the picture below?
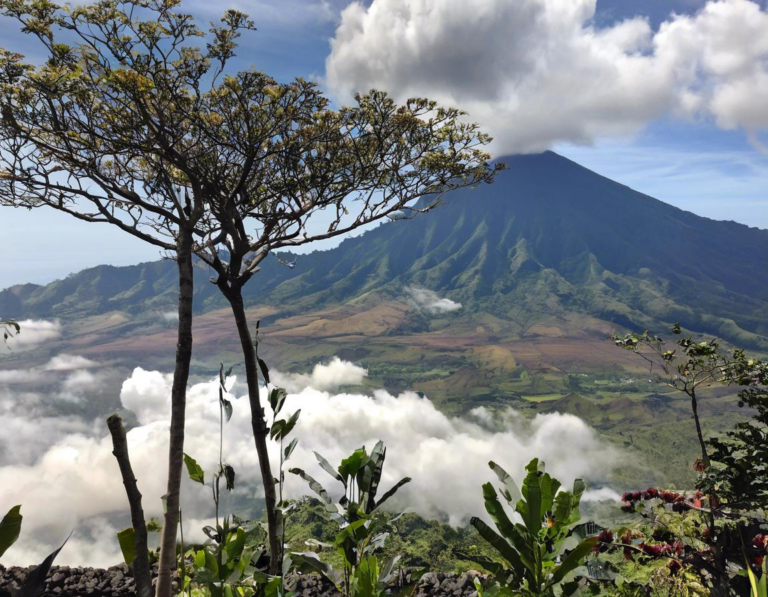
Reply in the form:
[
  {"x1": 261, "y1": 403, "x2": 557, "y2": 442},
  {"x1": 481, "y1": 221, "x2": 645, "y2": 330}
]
[
  {"x1": 0, "y1": 319, "x2": 61, "y2": 352},
  {"x1": 405, "y1": 286, "x2": 462, "y2": 314},
  {"x1": 0, "y1": 357, "x2": 620, "y2": 566},
  {"x1": 325, "y1": 0, "x2": 768, "y2": 153},
  {"x1": 271, "y1": 357, "x2": 368, "y2": 392}
]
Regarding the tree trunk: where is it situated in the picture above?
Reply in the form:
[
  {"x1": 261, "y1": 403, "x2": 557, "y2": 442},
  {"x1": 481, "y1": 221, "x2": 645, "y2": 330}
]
[
  {"x1": 227, "y1": 289, "x2": 281, "y2": 574},
  {"x1": 107, "y1": 414, "x2": 152, "y2": 597},
  {"x1": 156, "y1": 230, "x2": 195, "y2": 597},
  {"x1": 690, "y1": 392, "x2": 710, "y2": 467}
]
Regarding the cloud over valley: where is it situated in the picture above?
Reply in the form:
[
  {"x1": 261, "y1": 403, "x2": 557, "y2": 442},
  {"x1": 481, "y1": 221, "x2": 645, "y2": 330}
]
[{"x1": 0, "y1": 354, "x2": 620, "y2": 567}]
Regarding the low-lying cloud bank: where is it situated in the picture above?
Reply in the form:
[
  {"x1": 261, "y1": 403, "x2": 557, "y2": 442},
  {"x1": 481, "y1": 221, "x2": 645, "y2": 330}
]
[
  {"x1": 405, "y1": 286, "x2": 462, "y2": 315},
  {"x1": 326, "y1": 0, "x2": 768, "y2": 153},
  {"x1": 0, "y1": 357, "x2": 619, "y2": 567},
  {"x1": 0, "y1": 319, "x2": 61, "y2": 353}
]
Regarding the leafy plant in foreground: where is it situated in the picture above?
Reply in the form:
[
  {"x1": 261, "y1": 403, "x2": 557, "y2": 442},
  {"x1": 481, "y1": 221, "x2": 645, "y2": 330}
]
[
  {"x1": 180, "y1": 361, "x2": 302, "y2": 597},
  {"x1": 290, "y1": 442, "x2": 412, "y2": 596},
  {"x1": 467, "y1": 458, "x2": 598, "y2": 596},
  {"x1": 180, "y1": 364, "x2": 255, "y2": 597},
  {"x1": 1, "y1": 505, "x2": 71, "y2": 596},
  {"x1": 613, "y1": 326, "x2": 768, "y2": 595},
  {"x1": 0, "y1": 504, "x2": 22, "y2": 559}
]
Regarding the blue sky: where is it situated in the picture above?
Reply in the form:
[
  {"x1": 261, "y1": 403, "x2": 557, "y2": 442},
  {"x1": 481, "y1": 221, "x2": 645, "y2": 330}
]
[{"x1": 1, "y1": 0, "x2": 767, "y2": 290}]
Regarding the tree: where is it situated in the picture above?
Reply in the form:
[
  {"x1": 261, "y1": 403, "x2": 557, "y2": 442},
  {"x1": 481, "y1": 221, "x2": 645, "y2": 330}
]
[
  {"x1": 0, "y1": 1, "x2": 243, "y2": 593},
  {"x1": 187, "y1": 85, "x2": 499, "y2": 572},
  {"x1": 611, "y1": 324, "x2": 730, "y2": 468},
  {"x1": 611, "y1": 325, "x2": 768, "y2": 596},
  {"x1": 0, "y1": 0, "x2": 500, "y2": 582},
  {"x1": 699, "y1": 352, "x2": 768, "y2": 512}
]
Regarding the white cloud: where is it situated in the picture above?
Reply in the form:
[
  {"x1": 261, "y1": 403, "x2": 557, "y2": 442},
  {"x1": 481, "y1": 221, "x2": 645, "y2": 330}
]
[
  {"x1": 0, "y1": 354, "x2": 99, "y2": 386},
  {"x1": 44, "y1": 354, "x2": 98, "y2": 371},
  {"x1": 272, "y1": 357, "x2": 368, "y2": 392},
  {"x1": 325, "y1": 0, "x2": 768, "y2": 154},
  {"x1": 0, "y1": 354, "x2": 109, "y2": 462},
  {"x1": 160, "y1": 311, "x2": 179, "y2": 322},
  {"x1": 405, "y1": 286, "x2": 462, "y2": 314},
  {"x1": 0, "y1": 358, "x2": 619, "y2": 566},
  {"x1": 0, "y1": 319, "x2": 61, "y2": 352},
  {"x1": 0, "y1": 389, "x2": 97, "y2": 466},
  {"x1": 120, "y1": 368, "x2": 174, "y2": 425}
]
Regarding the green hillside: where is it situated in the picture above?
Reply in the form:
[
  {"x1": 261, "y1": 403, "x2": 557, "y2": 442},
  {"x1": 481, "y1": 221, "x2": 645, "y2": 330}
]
[{"x1": 3, "y1": 151, "x2": 766, "y2": 349}]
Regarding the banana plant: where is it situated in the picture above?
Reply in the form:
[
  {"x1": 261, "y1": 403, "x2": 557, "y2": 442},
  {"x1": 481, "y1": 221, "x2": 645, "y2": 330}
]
[
  {"x1": 468, "y1": 459, "x2": 598, "y2": 597},
  {"x1": 290, "y1": 441, "x2": 410, "y2": 527},
  {"x1": 289, "y1": 442, "x2": 411, "y2": 596}
]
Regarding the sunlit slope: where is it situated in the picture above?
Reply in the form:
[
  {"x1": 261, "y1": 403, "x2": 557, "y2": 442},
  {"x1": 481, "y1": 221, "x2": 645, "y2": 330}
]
[{"x1": 2, "y1": 151, "x2": 766, "y2": 347}]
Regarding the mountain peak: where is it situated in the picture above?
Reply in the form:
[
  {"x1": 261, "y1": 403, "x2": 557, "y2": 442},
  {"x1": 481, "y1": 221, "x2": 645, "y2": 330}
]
[{"x1": 2, "y1": 154, "x2": 766, "y2": 349}]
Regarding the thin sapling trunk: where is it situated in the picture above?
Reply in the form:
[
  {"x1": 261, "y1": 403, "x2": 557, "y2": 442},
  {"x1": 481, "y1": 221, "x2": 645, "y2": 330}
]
[
  {"x1": 107, "y1": 414, "x2": 152, "y2": 597},
  {"x1": 156, "y1": 229, "x2": 195, "y2": 597}
]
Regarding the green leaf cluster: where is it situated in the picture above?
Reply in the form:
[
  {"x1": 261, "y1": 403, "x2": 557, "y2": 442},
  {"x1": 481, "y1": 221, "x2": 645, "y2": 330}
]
[{"x1": 468, "y1": 459, "x2": 597, "y2": 596}]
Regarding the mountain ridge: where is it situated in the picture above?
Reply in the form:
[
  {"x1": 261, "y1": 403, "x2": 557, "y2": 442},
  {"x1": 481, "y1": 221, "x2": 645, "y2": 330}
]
[{"x1": 2, "y1": 151, "x2": 767, "y2": 348}]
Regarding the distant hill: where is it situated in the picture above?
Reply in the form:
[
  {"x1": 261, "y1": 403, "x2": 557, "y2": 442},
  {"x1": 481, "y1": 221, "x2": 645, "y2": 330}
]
[{"x1": 2, "y1": 151, "x2": 767, "y2": 348}]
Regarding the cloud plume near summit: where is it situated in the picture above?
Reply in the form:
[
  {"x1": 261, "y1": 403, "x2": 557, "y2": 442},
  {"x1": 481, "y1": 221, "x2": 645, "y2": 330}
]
[
  {"x1": 326, "y1": 0, "x2": 768, "y2": 153},
  {"x1": 0, "y1": 355, "x2": 619, "y2": 567}
]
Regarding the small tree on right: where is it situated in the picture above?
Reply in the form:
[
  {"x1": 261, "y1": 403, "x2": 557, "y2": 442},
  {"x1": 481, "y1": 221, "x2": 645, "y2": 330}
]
[{"x1": 611, "y1": 325, "x2": 768, "y2": 596}]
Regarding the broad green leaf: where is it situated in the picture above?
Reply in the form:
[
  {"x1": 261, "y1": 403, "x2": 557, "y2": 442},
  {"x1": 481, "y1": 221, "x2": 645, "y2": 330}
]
[
  {"x1": 470, "y1": 517, "x2": 526, "y2": 580},
  {"x1": 290, "y1": 551, "x2": 340, "y2": 587},
  {"x1": 539, "y1": 472, "x2": 561, "y2": 517},
  {"x1": 0, "y1": 505, "x2": 22, "y2": 559},
  {"x1": 20, "y1": 532, "x2": 70, "y2": 596},
  {"x1": 116, "y1": 527, "x2": 136, "y2": 566},
  {"x1": 183, "y1": 453, "x2": 205, "y2": 484},
  {"x1": 354, "y1": 555, "x2": 380, "y2": 597},
  {"x1": 374, "y1": 477, "x2": 411, "y2": 510},
  {"x1": 315, "y1": 452, "x2": 346, "y2": 487},
  {"x1": 458, "y1": 552, "x2": 506, "y2": 577},
  {"x1": 225, "y1": 527, "x2": 246, "y2": 560},
  {"x1": 289, "y1": 468, "x2": 333, "y2": 505},
  {"x1": 489, "y1": 461, "x2": 521, "y2": 506},
  {"x1": 194, "y1": 549, "x2": 206, "y2": 569},
  {"x1": 284, "y1": 438, "x2": 298, "y2": 461},
  {"x1": 269, "y1": 387, "x2": 287, "y2": 414},
  {"x1": 365, "y1": 447, "x2": 387, "y2": 512},
  {"x1": 548, "y1": 537, "x2": 598, "y2": 587},
  {"x1": 270, "y1": 410, "x2": 300, "y2": 440},
  {"x1": 378, "y1": 554, "x2": 400, "y2": 583},
  {"x1": 519, "y1": 461, "x2": 542, "y2": 535},
  {"x1": 339, "y1": 448, "x2": 367, "y2": 481},
  {"x1": 257, "y1": 358, "x2": 270, "y2": 384},
  {"x1": 481, "y1": 483, "x2": 517, "y2": 539}
]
